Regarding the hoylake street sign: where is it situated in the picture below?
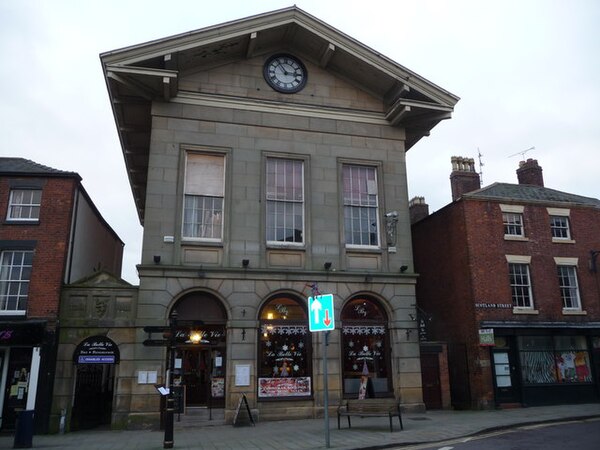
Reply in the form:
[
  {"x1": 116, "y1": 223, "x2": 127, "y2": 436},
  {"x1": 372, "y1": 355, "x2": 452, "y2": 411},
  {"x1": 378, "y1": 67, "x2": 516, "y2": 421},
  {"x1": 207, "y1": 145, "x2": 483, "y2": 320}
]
[{"x1": 308, "y1": 294, "x2": 335, "y2": 332}]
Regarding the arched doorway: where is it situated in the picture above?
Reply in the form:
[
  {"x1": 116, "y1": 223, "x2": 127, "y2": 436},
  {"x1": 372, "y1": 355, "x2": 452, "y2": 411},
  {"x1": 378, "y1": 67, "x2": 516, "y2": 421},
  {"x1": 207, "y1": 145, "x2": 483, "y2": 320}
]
[
  {"x1": 341, "y1": 296, "x2": 392, "y2": 398},
  {"x1": 71, "y1": 335, "x2": 119, "y2": 430},
  {"x1": 171, "y1": 291, "x2": 227, "y2": 408}
]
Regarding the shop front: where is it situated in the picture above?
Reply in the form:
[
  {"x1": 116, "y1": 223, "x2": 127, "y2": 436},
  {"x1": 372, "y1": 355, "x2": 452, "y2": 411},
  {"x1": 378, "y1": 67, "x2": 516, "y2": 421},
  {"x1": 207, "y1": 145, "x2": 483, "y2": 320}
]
[
  {"x1": 488, "y1": 326, "x2": 600, "y2": 406},
  {"x1": 171, "y1": 292, "x2": 227, "y2": 411},
  {"x1": 0, "y1": 320, "x2": 47, "y2": 431}
]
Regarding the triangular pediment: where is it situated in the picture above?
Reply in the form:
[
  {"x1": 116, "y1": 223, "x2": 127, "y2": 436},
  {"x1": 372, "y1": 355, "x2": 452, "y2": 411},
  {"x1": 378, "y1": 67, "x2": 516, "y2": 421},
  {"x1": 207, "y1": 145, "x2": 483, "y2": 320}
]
[
  {"x1": 101, "y1": 6, "x2": 458, "y2": 222},
  {"x1": 68, "y1": 270, "x2": 133, "y2": 288}
]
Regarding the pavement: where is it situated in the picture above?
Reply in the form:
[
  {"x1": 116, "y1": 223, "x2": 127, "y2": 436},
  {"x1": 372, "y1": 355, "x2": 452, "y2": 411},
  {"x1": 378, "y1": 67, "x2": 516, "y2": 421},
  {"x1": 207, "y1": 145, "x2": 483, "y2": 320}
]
[{"x1": 1, "y1": 403, "x2": 599, "y2": 450}]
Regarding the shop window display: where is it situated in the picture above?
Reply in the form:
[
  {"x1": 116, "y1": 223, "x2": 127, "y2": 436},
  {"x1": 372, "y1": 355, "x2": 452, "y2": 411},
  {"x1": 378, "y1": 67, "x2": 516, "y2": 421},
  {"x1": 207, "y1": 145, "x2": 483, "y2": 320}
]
[
  {"x1": 519, "y1": 335, "x2": 593, "y2": 384},
  {"x1": 341, "y1": 297, "x2": 391, "y2": 397},
  {"x1": 258, "y1": 296, "x2": 311, "y2": 398}
]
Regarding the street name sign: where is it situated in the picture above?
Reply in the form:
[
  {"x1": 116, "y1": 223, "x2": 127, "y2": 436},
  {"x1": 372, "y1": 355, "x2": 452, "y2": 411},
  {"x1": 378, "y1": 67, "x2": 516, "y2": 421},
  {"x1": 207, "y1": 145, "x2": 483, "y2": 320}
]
[{"x1": 308, "y1": 294, "x2": 335, "y2": 332}]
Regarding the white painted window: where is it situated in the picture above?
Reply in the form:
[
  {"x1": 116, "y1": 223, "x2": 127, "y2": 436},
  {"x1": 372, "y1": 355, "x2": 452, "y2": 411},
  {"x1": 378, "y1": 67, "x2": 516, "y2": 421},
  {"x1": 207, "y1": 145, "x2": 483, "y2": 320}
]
[
  {"x1": 557, "y1": 265, "x2": 581, "y2": 310},
  {"x1": 343, "y1": 164, "x2": 379, "y2": 247},
  {"x1": 509, "y1": 263, "x2": 533, "y2": 308},
  {"x1": 7, "y1": 189, "x2": 42, "y2": 221},
  {"x1": 266, "y1": 158, "x2": 304, "y2": 244},
  {"x1": 0, "y1": 250, "x2": 33, "y2": 314},
  {"x1": 182, "y1": 153, "x2": 225, "y2": 241},
  {"x1": 503, "y1": 212, "x2": 524, "y2": 237}
]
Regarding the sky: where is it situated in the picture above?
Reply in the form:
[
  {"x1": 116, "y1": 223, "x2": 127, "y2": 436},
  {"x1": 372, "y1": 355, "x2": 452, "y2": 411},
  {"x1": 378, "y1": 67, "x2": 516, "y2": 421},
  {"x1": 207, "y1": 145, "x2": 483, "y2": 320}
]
[{"x1": 1, "y1": 0, "x2": 598, "y2": 284}]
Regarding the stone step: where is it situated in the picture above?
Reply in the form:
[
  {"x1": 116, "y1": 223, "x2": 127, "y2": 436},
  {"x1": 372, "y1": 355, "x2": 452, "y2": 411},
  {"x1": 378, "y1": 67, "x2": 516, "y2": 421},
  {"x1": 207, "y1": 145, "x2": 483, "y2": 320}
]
[{"x1": 174, "y1": 408, "x2": 226, "y2": 429}]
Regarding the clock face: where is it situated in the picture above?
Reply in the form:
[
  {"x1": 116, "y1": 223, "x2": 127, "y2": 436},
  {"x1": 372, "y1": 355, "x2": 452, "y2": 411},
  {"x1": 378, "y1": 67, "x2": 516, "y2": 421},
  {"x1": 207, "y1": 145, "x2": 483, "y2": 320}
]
[{"x1": 263, "y1": 54, "x2": 307, "y2": 93}]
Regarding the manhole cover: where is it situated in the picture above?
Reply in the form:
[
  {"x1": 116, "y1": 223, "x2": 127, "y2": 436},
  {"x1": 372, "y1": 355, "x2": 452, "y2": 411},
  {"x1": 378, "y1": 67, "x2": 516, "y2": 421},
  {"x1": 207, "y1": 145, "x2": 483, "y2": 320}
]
[{"x1": 409, "y1": 417, "x2": 431, "y2": 421}]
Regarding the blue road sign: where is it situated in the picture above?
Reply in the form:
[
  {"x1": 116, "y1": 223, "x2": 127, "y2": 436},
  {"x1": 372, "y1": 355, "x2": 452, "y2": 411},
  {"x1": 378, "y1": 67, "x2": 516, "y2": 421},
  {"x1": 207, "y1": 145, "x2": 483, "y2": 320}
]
[{"x1": 308, "y1": 294, "x2": 335, "y2": 332}]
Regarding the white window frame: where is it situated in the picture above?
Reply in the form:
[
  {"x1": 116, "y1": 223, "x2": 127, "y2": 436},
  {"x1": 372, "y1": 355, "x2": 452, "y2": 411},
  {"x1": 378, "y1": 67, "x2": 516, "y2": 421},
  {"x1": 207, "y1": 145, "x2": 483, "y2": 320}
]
[
  {"x1": 265, "y1": 157, "x2": 305, "y2": 246},
  {"x1": 7, "y1": 189, "x2": 42, "y2": 222},
  {"x1": 547, "y1": 208, "x2": 573, "y2": 242},
  {"x1": 343, "y1": 164, "x2": 380, "y2": 248},
  {"x1": 506, "y1": 255, "x2": 534, "y2": 309},
  {"x1": 500, "y1": 204, "x2": 526, "y2": 240},
  {"x1": 554, "y1": 257, "x2": 583, "y2": 312},
  {"x1": 0, "y1": 250, "x2": 33, "y2": 315},
  {"x1": 182, "y1": 153, "x2": 225, "y2": 242}
]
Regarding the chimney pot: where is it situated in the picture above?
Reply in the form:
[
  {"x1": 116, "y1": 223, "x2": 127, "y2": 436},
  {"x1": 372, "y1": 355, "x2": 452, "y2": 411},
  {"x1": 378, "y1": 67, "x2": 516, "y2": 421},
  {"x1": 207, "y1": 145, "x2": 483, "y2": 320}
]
[
  {"x1": 409, "y1": 196, "x2": 429, "y2": 224},
  {"x1": 517, "y1": 159, "x2": 544, "y2": 186},
  {"x1": 450, "y1": 155, "x2": 481, "y2": 201}
]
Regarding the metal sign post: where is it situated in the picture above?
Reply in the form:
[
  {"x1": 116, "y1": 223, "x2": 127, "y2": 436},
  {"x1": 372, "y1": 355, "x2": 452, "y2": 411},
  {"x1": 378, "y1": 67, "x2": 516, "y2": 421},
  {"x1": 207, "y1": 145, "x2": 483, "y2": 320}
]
[
  {"x1": 323, "y1": 330, "x2": 331, "y2": 448},
  {"x1": 308, "y1": 284, "x2": 333, "y2": 449}
]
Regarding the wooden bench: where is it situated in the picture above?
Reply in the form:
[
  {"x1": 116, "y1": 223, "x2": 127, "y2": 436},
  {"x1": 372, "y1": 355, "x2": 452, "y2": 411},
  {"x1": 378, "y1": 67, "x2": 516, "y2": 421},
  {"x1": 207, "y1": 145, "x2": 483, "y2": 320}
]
[{"x1": 337, "y1": 398, "x2": 403, "y2": 432}]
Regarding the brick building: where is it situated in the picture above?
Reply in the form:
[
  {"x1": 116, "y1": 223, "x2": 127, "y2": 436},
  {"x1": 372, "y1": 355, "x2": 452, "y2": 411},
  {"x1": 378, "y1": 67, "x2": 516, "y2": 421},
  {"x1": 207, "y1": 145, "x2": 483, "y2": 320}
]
[
  {"x1": 411, "y1": 157, "x2": 600, "y2": 409},
  {"x1": 98, "y1": 7, "x2": 458, "y2": 428},
  {"x1": 0, "y1": 158, "x2": 124, "y2": 432}
]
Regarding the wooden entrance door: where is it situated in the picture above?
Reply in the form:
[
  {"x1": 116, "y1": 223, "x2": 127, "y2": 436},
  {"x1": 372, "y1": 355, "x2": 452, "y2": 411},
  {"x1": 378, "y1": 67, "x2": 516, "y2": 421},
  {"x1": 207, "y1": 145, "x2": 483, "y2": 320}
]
[{"x1": 420, "y1": 352, "x2": 442, "y2": 409}]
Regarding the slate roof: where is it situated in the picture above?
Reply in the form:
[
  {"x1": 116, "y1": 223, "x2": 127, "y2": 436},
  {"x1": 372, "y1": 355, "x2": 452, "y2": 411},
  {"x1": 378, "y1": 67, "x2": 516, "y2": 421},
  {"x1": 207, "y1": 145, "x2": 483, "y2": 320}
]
[
  {"x1": 464, "y1": 182, "x2": 600, "y2": 208},
  {"x1": 0, "y1": 157, "x2": 80, "y2": 179}
]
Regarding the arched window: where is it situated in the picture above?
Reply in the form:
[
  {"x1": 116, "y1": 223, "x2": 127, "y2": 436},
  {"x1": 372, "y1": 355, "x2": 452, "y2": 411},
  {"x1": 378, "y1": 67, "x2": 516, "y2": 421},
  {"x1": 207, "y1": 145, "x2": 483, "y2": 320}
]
[
  {"x1": 258, "y1": 295, "x2": 312, "y2": 398},
  {"x1": 341, "y1": 297, "x2": 391, "y2": 398}
]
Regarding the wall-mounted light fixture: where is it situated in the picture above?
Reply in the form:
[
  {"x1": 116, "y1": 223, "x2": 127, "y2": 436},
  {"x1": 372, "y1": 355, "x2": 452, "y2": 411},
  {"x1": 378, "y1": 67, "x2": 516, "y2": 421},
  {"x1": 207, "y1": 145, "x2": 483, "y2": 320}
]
[
  {"x1": 324, "y1": 262, "x2": 332, "y2": 270},
  {"x1": 242, "y1": 259, "x2": 250, "y2": 268},
  {"x1": 400, "y1": 265, "x2": 408, "y2": 273},
  {"x1": 153, "y1": 255, "x2": 161, "y2": 264}
]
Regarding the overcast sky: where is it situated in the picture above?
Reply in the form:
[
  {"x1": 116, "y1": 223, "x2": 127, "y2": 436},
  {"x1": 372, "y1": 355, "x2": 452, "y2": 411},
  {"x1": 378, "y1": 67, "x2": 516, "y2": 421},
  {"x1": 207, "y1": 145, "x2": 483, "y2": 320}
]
[{"x1": 1, "y1": 0, "x2": 598, "y2": 284}]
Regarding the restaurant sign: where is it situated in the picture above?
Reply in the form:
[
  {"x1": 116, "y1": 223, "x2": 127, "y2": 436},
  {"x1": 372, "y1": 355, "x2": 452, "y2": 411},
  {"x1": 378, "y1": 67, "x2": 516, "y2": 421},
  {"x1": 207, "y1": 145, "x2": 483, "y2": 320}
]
[
  {"x1": 258, "y1": 377, "x2": 311, "y2": 398},
  {"x1": 74, "y1": 335, "x2": 120, "y2": 364}
]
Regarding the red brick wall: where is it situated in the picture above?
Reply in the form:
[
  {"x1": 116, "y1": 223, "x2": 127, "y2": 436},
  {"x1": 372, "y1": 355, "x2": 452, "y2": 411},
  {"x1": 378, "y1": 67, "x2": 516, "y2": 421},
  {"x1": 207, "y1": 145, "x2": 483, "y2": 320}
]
[
  {"x1": 413, "y1": 197, "x2": 600, "y2": 408},
  {"x1": 0, "y1": 177, "x2": 77, "y2": 323}
]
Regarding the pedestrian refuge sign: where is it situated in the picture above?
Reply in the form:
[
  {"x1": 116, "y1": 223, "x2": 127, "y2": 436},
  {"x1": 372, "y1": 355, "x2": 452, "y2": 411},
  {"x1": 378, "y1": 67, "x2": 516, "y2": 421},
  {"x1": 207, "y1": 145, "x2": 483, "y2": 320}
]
[{"x1": 308, "y1": 294, "x2": 335, "y2": 332}]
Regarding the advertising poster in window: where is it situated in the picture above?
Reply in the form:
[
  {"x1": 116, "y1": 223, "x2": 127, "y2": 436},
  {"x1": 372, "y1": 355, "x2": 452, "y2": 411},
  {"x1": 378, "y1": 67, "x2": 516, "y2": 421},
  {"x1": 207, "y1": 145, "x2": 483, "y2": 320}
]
[
  {"x1": 258, "y1": 377, "x2": 311, "y2": 398},
  {"x1": 211, "y1": 377, "x2": 225, "y2": 398}
]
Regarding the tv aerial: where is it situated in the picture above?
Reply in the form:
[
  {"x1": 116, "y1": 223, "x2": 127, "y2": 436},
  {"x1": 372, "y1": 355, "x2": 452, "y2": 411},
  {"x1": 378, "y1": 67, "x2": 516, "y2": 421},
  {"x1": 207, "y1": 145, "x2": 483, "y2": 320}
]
[{"x1": 508, "y1": 146, "x2": 535, "y2": 159}]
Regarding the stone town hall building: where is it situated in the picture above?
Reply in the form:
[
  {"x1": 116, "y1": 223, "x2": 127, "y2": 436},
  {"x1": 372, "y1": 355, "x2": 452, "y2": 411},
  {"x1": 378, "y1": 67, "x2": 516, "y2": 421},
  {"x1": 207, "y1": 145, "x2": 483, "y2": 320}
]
[{"x1": 55, "y1": 7, "x2": 459, "y2": 429}]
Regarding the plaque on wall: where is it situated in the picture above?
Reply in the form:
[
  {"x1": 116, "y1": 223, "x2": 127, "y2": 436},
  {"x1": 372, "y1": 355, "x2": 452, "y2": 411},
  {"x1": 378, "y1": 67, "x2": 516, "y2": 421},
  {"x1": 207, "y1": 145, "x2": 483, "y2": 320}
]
[{"x1": 73, "y1": 335, "x2": 120, "y2": 364}]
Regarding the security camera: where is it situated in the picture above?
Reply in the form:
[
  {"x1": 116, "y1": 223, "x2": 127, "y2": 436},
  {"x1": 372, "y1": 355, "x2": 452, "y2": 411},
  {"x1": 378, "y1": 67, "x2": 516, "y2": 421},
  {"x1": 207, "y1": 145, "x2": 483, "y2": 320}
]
[{"x1": 385, "y1": 211, "x2": 398, "y2": 218}]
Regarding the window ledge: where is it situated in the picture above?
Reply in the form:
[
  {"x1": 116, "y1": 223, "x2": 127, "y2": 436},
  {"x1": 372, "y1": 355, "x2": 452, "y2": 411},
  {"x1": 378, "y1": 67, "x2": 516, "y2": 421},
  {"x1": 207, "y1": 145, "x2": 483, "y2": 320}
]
[
  {"x1": 504, "y1": 235, "x2": 528, "y2": 242},
  {"x1": 4, "y1": 220, "x2": 40, "y2": 225},
  {"x1": 266, "y1": 244, "x2": 305, "y2": 251},
  {"x1": 345, "y1": 246, "x2": 382, "y2": 254},
  {"x1": 562, "y1": 309, "x2": 587, "y2": 315},
  {"x1": 512, "y1": 308, "x2": 539, "y2": 315},
  {"x1": 0, "y1": 311, "x2": 26, "y2": 316},
  {"x1": 180, "y1": 240, "x2": 223, "y2": 248},
  {"x1": 552, "y1": 238, "x2": 575, "y2": 244}
]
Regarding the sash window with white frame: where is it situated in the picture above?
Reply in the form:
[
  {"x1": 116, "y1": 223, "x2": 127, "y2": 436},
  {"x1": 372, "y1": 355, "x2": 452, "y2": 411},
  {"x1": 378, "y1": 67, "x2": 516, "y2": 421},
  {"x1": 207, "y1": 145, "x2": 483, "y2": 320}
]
[
  {"x1": 0, "y1": 250, "x2": 33, "y2": 314},
  {"x1": 7, "y1": 189, "x2": 42, "y2": 221},
  {"x1": 183, "y1": 153, "x2": 225, "y2": 241},
  {"x1": 343, "y1": 164, "x2": 379, "y2": 247},
  {"x1": 266, "y1": 158, "x2": 304, "y2": 244},
  {"x1": 557, "y1": 265, "x2": 581, "y2": 309},
  {"x1": 509, "y1": 263, "x2": 533, "y2": 308},
  {"x1": 550, "y1": 216, "x2": 571, "y2": 239}
]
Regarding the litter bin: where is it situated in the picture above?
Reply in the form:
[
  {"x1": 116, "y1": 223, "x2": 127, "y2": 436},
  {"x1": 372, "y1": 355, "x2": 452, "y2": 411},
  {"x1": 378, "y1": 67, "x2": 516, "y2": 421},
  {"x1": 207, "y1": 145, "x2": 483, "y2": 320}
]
[{"x1": 13, "y1": 410, "x2": 34, "y2": 449}]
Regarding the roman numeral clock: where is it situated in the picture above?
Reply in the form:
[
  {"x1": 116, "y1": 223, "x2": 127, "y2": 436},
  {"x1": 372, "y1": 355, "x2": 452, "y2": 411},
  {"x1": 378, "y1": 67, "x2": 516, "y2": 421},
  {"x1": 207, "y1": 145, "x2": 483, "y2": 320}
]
[{"x1": 263, "y1": 54, "x2": 307, "y2": 93}]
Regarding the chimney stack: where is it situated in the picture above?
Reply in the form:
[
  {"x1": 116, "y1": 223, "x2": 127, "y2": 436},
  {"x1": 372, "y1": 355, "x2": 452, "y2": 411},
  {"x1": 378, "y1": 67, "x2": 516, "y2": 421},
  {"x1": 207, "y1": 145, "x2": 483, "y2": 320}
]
[
  {"x1": 516, "y1": 158, "x2": 544, "y2": 186},
  {"x1": 450, "y1": 156, "x2": 481, "y2": 201},
  {"x1": 409, "y1": 196, "x2": 429, "y2": 224}
]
